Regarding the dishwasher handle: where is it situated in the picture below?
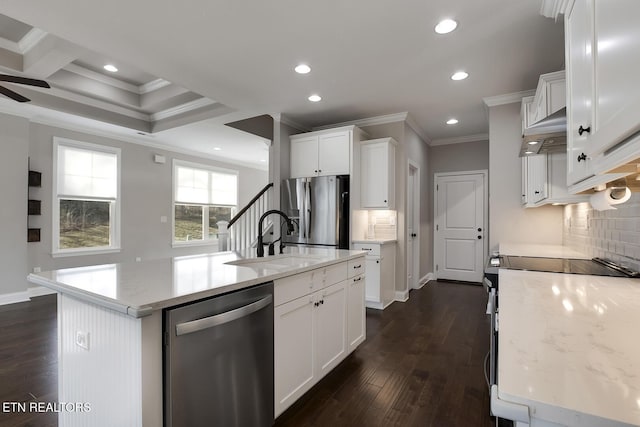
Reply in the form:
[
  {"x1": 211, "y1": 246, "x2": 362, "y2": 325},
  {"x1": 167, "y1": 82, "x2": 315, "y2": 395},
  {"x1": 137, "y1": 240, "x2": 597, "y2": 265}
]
[{"x1": 175, "y1": 295, "x2": 273, "y2": 336}]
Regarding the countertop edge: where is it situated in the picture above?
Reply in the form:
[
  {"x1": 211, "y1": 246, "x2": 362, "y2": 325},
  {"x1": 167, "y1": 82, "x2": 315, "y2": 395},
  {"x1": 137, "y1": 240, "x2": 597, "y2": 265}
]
[{"x1": 28, "y1": 251, "x2": 367, "y2": 318}]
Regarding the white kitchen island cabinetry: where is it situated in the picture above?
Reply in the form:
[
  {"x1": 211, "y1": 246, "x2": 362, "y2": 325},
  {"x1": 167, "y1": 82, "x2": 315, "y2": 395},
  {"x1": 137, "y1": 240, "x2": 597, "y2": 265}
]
[
  {"x1": 360, "y1": 138, "x2": 397, "y2": 209},
  {"x1": 565, "y1": 0, "x2": 640, "y2": 191},
  {"x1": 27, "y1": 248, "x2": 366, "y2": 427},
  {"x1": 353, "y1": 240, "x2": 396, "y2": 310},
  {"x1": 273, "y1": 256, "x2": 366, "y2": 417},
  {"x1": 290, "y1": 126, "x2": 367, "y2": 178}
]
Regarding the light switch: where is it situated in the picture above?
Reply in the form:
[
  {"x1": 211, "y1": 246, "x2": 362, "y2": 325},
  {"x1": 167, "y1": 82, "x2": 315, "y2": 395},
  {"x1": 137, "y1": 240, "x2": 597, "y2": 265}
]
[{"x1": 160, "y1": 216, "x2": 168, "y2": 223}]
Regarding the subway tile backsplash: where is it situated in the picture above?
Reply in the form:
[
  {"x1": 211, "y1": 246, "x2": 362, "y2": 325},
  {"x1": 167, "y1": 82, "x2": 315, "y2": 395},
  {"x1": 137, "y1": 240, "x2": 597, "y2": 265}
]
[{"x1": 564, "y1": 192, "x2": 640, "y2": 271}]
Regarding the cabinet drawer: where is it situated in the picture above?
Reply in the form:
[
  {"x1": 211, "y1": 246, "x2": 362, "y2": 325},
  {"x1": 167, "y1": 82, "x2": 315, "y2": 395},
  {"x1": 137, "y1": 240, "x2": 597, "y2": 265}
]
[
  {"x1": 274, "y1": 269, "x2": 319, "y2": 306},
  {"x1": 347, "y1": 258, "x2": 365, "y2": 278},
  {"x1": 353, "y1": 243, "x2": 381, "y2": 256},
  {"x1": 322, "y1": 262, "x2": 348, "y2": 288}
]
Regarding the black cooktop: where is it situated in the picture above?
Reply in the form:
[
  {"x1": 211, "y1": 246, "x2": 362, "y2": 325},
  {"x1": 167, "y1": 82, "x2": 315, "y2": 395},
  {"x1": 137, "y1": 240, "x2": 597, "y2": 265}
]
[{"x1": 500, "y1": 256, "x2": 640, "y2": 278}]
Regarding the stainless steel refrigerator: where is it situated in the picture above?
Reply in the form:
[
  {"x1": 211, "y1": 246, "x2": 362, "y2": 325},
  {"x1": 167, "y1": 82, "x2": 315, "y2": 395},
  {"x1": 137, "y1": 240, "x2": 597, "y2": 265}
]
[{"x1": 281, "y1": 175, "x2": 349, "y2": 249}]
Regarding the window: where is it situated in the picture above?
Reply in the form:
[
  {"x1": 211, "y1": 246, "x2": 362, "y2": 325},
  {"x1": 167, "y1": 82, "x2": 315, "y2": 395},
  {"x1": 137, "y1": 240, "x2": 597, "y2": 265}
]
[
  {"x1": 53, "y1": 138, "x2": 120, "y2": 255},
  {"x1": 173, "y1": 161, "x2": 238, "y2": 245}
]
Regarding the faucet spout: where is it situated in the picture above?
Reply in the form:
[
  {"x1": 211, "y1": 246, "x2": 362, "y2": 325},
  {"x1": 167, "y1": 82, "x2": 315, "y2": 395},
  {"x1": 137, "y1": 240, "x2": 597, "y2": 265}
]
[{"x1": 256, "y1": 210, "x2": 295, "y2": 257}]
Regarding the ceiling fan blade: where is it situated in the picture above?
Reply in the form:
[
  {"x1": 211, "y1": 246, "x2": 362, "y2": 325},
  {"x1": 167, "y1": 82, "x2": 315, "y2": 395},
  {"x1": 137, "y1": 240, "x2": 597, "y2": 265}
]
[
  {"x1": 0, "y1": 74, "x2": 50, "y2": 88},
  {"x1": 0, "y1": 85, "x2": 31, "y2": 102}
]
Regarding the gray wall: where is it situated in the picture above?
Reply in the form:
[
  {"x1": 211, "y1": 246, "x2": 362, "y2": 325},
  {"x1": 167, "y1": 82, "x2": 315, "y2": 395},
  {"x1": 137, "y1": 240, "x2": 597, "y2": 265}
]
[
  {"x1": 0, "y1": 114, "x2": 29, "y2": 297},
  {"x1": 2, "y1": 113, "x2": 268, "y2": 299},
  {"x1": 488, "y1": 103, "x2": 563, "y2": 251},
  {"x1": 430, "y1": 141, "x2": 489, "y2": 174}
]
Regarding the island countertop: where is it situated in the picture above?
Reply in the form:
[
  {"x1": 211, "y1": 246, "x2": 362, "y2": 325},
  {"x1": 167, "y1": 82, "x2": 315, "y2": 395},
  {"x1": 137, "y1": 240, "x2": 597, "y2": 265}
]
[
  {"x1": 497, "y1": 268, "x2": 640, "y2": 426},
  {"x1": 27, "y1": 247, "x2": 365, "y2": 318}
]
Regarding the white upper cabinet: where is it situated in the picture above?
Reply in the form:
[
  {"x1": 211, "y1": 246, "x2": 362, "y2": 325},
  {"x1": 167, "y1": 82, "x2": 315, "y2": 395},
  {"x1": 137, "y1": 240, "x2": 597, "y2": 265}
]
[
  {"x1": 566, "y1": 0, "x2": 595, "y2": 185},
  {"x1": 531, "y1": 71, "x2": 566, "y2": 125},
  {"x1": 290, "y1": 128, "x2": 353, "y2": 178},
  {"x1": 360, "y1": 138, "x2": 396, "y2": 209},
  {"x1": 522, "y1": 152, "x2": 590, "y2": 207},
  {"x1": 565, "y1": 0, "x2": 640, "y2": 189}
]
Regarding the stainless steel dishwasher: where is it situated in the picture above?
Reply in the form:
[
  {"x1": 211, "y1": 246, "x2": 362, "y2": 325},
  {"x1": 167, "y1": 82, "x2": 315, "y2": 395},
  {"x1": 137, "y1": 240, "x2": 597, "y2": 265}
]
[{"x1": 164, "y1": 282, "x2": 274, "y2": 427}]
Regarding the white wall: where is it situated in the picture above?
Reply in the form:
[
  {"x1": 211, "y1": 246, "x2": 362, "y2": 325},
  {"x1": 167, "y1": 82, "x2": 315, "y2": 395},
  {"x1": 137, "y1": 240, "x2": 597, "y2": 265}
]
[
  {"x1": 430, "y1": 141, "x2": 489, "y2": 174},
  {"x1": 0, "y1": 114, "x2": 30, "y2": 300},
  {"x1": 1, "y1": 113, "x2": 268, "y2": 300},
  {"x1": 488, "y1": 103, "x2": 563, "y2": 251}
]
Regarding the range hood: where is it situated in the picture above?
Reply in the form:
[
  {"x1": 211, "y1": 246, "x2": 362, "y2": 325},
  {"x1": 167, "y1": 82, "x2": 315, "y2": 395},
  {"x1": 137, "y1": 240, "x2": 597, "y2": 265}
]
[{"x1": 520, "y1": 107, "x2": 567, "y2": 157}]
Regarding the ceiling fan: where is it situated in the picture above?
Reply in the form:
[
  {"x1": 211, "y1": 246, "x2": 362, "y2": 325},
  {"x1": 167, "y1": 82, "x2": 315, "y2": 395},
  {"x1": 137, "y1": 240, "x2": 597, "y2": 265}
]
[{"x1": 0, "y1": 74, "x2": 50, "y2": 103}]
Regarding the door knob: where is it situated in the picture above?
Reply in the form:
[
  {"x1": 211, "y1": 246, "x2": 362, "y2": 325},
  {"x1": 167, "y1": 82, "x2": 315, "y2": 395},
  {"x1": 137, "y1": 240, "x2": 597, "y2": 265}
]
[
  {"x1": 411, "y1": 233, "x2": 417, "y2": 237},
  {"x1": 477, "y1": 235, "x2": 482, "y2": 239},
  {"x1": 477, "y1": 228, "x2": 482, "y2": 232}
]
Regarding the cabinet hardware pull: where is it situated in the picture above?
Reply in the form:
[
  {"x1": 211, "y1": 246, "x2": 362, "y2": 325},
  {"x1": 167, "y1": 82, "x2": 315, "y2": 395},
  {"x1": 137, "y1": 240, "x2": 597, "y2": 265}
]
[
  {"x1": 353, "y1": 264, "x2": 361, "y2": 269},
  {"x1": 319, "y1": 300, "x2": 324, "y2": 305},
  {"x1": 353, "y1": 277, "x2": 362, "y2": 282},
  {"x1": 578, "y1": 125, "x2": 591, "y2": 136},
  {"x1": 577, "y1": 153, "x2": 587, "y2": 162},
  {"x1": 534, "y1": 191, "x2": 540, "y2": 194},
  {"x1": 376, "y1": 260, "x2": 380, "y2": 264},
  {"x1": 383, "y1": 200, "x2": 387, "y2": 203}
]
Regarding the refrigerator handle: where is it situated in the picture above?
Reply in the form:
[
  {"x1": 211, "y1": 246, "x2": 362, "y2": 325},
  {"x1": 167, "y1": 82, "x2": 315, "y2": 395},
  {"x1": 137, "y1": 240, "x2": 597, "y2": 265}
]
[{"x1": 305, "y1": 180, "x2": 312, "y2": 239}]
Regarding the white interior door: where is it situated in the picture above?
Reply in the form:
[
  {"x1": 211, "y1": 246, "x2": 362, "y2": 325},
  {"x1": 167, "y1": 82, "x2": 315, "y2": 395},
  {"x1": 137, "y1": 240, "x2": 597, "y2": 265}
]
[
  {"x1": 407, "y1": 163, "x2": 420, "y2": 289},
  {"x1": 434, "y1": 172, "x2": 486, "y2": 283}
]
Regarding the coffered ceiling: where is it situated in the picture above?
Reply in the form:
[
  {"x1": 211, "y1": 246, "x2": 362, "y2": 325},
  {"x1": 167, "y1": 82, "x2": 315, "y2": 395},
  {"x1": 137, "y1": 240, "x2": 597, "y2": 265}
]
[{"x1": 0, "y1": 1, "x2": 565, "y2": 164}]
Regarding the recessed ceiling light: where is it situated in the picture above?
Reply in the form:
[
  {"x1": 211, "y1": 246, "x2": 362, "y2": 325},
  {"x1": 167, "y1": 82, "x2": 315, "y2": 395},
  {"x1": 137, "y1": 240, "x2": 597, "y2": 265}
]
[
  {"x1": 295, "y1": 64, "x2": 311, "y2": 74},
  {"x1": 260, "y1": 159, "x2": 267, "y2": 162},
  {"x1": 213, "y1": 147, "x2": 222, "y2": 151},
  {"x1": 525, "y1": 150, "x2": 534, "y2": 155},
  {"x1": 435, "y1": 19, "x2": 458, "y2": 34},
  {"x1": 528, "y1": 140, "x2": 540, "y2": 145},
  {"x1": 451, "y1": 71, "x2": 468, "y2": 81},
  {"x1": 103, "y1": 64, "x2": 118, "y2": 73},
  {"x1": 308, "y1": 94, "x2": 322, "y2": 102},
  {"x1": 446, "y1": 118, "x2": 458, "y2": 125}
]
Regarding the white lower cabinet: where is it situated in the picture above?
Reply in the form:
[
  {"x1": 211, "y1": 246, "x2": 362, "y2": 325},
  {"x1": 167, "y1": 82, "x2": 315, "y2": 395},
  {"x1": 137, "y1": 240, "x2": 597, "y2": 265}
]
[
  {"x1": 274, "y1": 257, "x2": 366, "y2": 418},
  {"x1": 353, "y1": 242, "x2": 396, "y2": 310}
]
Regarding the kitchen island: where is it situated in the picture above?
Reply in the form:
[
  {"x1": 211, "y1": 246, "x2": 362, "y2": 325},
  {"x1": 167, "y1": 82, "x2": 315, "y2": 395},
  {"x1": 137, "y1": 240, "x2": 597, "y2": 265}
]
[
  {"x1": 27, "y1": 247, "x2": 366, "y2": 427},
  {"x1": 493, "y1": 269, "x2": 640, "y2": 427}
]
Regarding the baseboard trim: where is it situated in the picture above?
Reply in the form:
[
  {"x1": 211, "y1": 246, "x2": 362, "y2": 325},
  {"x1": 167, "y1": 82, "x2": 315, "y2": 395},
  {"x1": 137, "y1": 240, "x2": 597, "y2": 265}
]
[
  {"x1": 0, "y1": 290, "x2": 30, "y2": 306},
  {"x1": 414, "y1": 273, "x2": 435, "y2": 289},
  {"x1": 394, "y1": 290, "x2": 409, "y2": 302},
  {"x1": 28, "y1": 286, "x2": 57, "y2": 298}
]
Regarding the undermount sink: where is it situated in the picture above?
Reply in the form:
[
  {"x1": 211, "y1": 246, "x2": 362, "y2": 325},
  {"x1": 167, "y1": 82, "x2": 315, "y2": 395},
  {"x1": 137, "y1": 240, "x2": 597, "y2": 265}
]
[{"x1": 225, "y1": 254, "x2": 327, "y2": 270}]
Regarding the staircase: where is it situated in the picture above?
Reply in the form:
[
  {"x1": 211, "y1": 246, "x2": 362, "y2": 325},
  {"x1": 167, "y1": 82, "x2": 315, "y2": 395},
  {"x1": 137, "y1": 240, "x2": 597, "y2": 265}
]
[{"x1": 219, "y1": 183, "x2": 273, "y2": 251}]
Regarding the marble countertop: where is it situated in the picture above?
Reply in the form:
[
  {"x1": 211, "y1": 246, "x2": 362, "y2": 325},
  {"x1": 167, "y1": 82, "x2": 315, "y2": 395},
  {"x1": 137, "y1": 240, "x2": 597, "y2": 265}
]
[
  {"x1": 27, "y1": 247, "x2": 365, "y2": 318},
  {"x1": 498, "y1": 269, "x2": 640, "y2": 426},
  {"x1": 498, "y1": 243, "x2": 589, "y2": 259}
]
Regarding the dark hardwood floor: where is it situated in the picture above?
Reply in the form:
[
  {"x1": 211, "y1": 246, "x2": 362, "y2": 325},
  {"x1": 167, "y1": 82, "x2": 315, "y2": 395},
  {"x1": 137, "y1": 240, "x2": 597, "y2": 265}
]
[
  {"x1": 0, "y1": 294, "x2": 57, "y2": 427},
  {"x1": 0, "y1": 281, "x2": 493, "y2": 427}
]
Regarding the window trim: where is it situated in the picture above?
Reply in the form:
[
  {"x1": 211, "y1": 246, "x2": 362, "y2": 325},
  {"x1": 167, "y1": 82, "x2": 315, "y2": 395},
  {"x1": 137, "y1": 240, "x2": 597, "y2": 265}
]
[
  {"x1": 52, "y1": 137, "x2": 121, "y2": 256},
  {"x1": 172, "y1": 159, "x2": 238, "y2": 247}
]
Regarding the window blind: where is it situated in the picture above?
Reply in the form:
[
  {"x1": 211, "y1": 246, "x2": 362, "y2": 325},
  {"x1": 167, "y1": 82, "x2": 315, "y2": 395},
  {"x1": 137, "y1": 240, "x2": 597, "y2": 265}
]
[{"x1": 58, "y1": 145, "x2": 117, "y2": 198}]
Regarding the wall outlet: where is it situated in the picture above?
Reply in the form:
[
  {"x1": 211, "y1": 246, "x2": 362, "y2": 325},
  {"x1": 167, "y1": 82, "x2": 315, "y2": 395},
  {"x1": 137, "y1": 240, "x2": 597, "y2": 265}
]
[
  {"x1": 76, "y1": 331, "x2": 90, "y2": 351},
  {"x1": 33, "y1": 267, "x2": 41, "y2": 273}
]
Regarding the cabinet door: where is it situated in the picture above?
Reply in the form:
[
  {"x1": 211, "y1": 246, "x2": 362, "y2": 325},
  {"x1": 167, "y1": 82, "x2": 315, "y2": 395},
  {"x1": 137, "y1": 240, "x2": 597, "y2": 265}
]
[
  {"x1": 591, "y1": 0, "x2": 640, "y2": 153},
  {"x1": 566, "y1": 0, "x2": 595, "y2": 184},
  {"x1": 290, "y1": 136, "x2": 319, "y2": 178},
  {"x1": 347, "y1": 275, "x2": 366, "y2": 353},
  {"x1": 361, "y1": 141, "x2": 392, "y2": 208},
  {"x1": 364, "y1": 257, "x2": 380, "y2": 303},
  {"x1": 521, "y1": 157, "x2": 529, "y2": 205},
  {"x1": 274, "y1": 294, "x2": 315, "y2": 417},
  {"x1": 315, "y1": 281, "x2": 347, "y2": 379},
  {"x1": 529, "y1": 154, "x2": 548, "y2": 203},
  {"x1": 318, "y1": 131, "x2": 350, "y2": 176}
]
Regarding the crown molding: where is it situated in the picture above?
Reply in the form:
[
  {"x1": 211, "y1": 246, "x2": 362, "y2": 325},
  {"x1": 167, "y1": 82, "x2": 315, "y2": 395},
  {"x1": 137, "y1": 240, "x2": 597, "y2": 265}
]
[
  {"x1": 312, "y1": 112, "x2": 410, "y2": 131},
  {"x1": 271, "y1": 113, "x2": 309, "y2": 132},
  {"x1": 404, "y1": 114, "x2": 431, "y2": 145},
  {"x1": 483, "y1": 89, "x2": 535, "y2": 107},
  {"x1": 138, "y1": 78, "x2": 172, "y2": 94},
  {"x1": 64, "y1": 63, "x2": 141, "y2": 94},
  {"x1": 430, "y1": 133, "x2": 489, "y2": 147},
  {"x1": 18, "y1": 28, "x2": 48, "y2": 54},
  {"x1": 540, "y1": 0, "x2": 572, "y2": 19},
  {"x1": 150, "y1": 97, "x2": 216, "y2": 121}
]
